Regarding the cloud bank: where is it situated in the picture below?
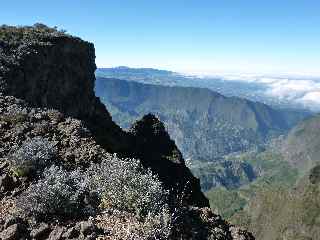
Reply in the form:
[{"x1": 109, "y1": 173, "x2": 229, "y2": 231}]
[{"x1": 216, "y1": 74, "x2": 320, "y2": 111}]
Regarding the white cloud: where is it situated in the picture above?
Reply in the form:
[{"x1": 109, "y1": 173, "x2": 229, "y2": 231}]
[
  {"x1": 265, "y1": 79, "x2": 319, "y2": 100},
  {"x1": 300, "y1": 91, "x2": 320, "y2": 110},
  {"x1": 207, "y1": 73, "x2": 320, "y2": 111}
]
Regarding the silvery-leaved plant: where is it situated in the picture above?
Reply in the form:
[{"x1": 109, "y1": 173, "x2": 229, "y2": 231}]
[
  {"x1": 9, "y1": 137, "x2": 57, "y2": 177},
  {"x1": 86, "y1": 154, "x2": 169, "y2": 218},
  {"x1": 17, "y1": 165, "x2": 89, "y2": 220}
]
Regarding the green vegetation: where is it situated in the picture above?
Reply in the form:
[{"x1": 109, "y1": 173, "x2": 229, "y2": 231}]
[
  {"x1": 282, "y1": 113, "x2": 320, "y2": 172},
  {"x1": 0, "y1": 113, "x2": 27, "y2": 124},
  {"x1": 203, "y1": 150, "x2": 299, "y2": 221},
  {"x1": 213, "y1": 114, "x2": 320, "y2": 240},
  {"x1": 190, "y1": 160, "x2": 256, "y2": 191},
  {"x1": 230, "y1": 175, "x2": 320, "y2": 240},
  {"x1": 237, "y1": 151, "x2": 299, "y2": 188},
  {"x1": 206, "y1": 187, "x2": 246, "y2": 219}
]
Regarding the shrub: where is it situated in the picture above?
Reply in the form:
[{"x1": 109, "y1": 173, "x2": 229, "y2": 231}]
[
  {"x1": 96, "y1": 207, "x2": 172, "y2": 240},
  {"x1": 8, "y1": 137, "x2": 57, "y2": 177},
  {"x1": 0, "y1": 24, "x2": 68, "y2": 46},
  {"x1": 87, "y1": 154, "x2": 169, "y2": 218},
  {"x1": 16, "y1": 165, "x2": 90, "y2": 220},
  {"x1": 0, "y1": 112, "x2": 27, "y2": 124},
  {"x1": 16, "y1": 153, "x2": 170, "y2": 224},
  {"x1": 309, "y1": 165, "x2": 320, "y2": 184}
]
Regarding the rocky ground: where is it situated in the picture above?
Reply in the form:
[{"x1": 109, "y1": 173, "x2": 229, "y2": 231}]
[{"x1": 0, "y1": 24, "x2": 254, "y2": 239}]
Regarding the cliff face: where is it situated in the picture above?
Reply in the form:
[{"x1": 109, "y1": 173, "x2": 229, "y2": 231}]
[
  {"x1": 0, "y1": 29, "x2": 125, "y2": 154},
  {"x1": 2, "y1": 35, "x2": 96, "y2": 117},
  {"x1": 128, "y1": 114, "x2": 207, "y2": 207},
  {"x1": 0, "y1": 25, "x2": 254, "y2": 239},
  {"x1": 0, "y1": 24, "x2": 208, "y2": 209}
]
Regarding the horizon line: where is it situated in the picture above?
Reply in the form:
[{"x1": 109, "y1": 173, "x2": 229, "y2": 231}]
[{"x1": 96, "y1": 65, "x2": 320, "y2": 79}]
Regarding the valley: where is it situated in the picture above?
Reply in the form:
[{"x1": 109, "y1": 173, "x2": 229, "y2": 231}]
[{"x1": 95, "y1": 70, "x2": 320, "y2": 240}]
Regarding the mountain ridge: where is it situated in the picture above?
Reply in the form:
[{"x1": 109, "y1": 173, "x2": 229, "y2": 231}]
[
  {"x1": 96, "y1": 67, "x2": 319, "y2": 112},
  {"x1": 95, "y1": 77, "x2": 308, "y2": 161}
]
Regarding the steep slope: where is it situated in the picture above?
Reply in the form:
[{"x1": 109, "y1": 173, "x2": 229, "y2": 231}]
[
  {"x1": 95, "y1": 77, "x2": 307, "y2": 160},
  {"x1": 190, "y1": 160, "x2": 256, "y2": 191},
  {"x1": 0, "y1": 24, "x2": 207, "y2": 208},
  {"x1": 204, "y1": 150, "x2": 299, "y2": 217},
  {"x1": 0, "y1": 94, "x2": 253, "y2": 240},
  {"x1": 231, "y1": 166, "x2": 320, "y2": 240},
  {"x1": 210, "y1": 115, "x2": 320, "y2": 239},
  {"x1": 0, "y1": 24, "x2": 254, "y2": 239},
  {"x1": 282, "y1": 114, "x2": 320, "y2": 171}
]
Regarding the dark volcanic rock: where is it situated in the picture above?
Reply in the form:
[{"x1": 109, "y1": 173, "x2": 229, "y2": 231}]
[
  {"x1": 0, "y1": 173, "x2": 15, "y2": 192},
  {"x1": 0, "y1": 26, "x2": 126, "y2": 154},
  {"x1": 129, "y1": 114, "x2": 209, "y2": 207},
  {"x1": 0, "y1": 24, "x2": 207, "y2": 208},
  {"x1": 171, "y1": 207, "x2": 255, "y2": 240}
]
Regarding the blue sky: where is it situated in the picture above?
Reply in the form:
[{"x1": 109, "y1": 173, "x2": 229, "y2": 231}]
[{"x1": 1, "y1": 0, "x2": 320, "y2": 75}]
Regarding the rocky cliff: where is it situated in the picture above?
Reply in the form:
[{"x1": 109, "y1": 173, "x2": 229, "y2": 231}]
[
  {"x1": 0, "y1": 24, "x2": 207, "y2": 208},
  {"x1": 0, "y1": 24, "x2": 254, "y2": 239}
]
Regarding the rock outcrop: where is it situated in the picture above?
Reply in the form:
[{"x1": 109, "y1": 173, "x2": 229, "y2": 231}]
[
  {"x1": 0, "y1": 25, "x2": 125, "y2": 154},
  {"x1": 0, "y1": 24, "x2": 254, "y2": 239},
  {"x1": 0, "y1": 25, "x2": 209, "y2": 207},
  {"x1": 129, "y1": 114, "x2": 208, "y2": 207}
]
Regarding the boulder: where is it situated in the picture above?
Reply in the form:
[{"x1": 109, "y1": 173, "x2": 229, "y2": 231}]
[{"x1": 0, "y1": 174, "x2": 15, "y2": 192}]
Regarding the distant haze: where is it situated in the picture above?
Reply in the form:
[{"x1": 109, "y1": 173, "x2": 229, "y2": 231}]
[
  {"x1": 198, "y1": 73, "x2": 320, "y2": 111},
  {"x1": 96, "y1": 66, "x2": 320, "y2": 112}
]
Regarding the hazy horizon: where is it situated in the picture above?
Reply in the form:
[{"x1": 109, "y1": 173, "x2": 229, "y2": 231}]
[
  {"x1": 97, "y1": 65, "x2": 320, "y2": 78},
  {"x1": 96, "y1": 66, "x2": 320, "y2": 111}
]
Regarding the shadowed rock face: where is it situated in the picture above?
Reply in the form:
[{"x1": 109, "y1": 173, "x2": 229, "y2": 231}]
[
  {"x1": 2, "y1": 37, "x2": 96, "y2": 117},
  {"x1": 0, "y1": 25, "x2": 208, "y2": 208},
  {"x1": 129, "y1": 114, "x2": 209, "y2": 207},
  {"x1": 0, "y1": 31, "x2": 125, "y2": 154}
]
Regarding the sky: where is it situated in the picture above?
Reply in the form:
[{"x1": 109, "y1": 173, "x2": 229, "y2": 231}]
[{"x1": 1, "y1": 0, "x2": 320, "y2": 75}]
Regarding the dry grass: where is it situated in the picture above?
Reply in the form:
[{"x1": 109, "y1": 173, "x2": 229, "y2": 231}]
[{"x1": 95, "y1": 209, "x2": 171, "y2": 240}]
